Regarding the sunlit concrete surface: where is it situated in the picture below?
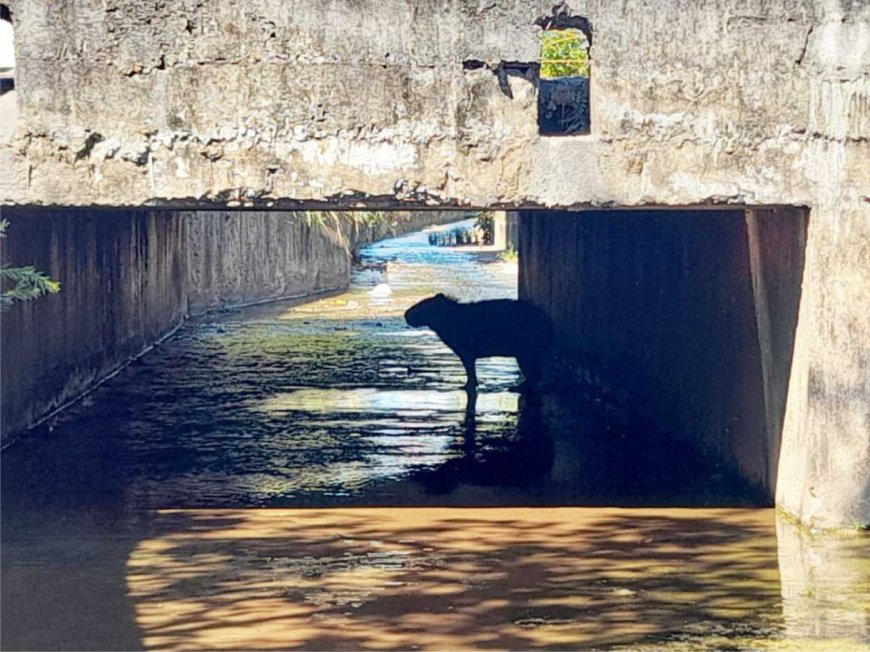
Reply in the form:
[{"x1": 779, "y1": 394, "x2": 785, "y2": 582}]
[
  {"x1": 0, "y1": 88, "x2": 15, "y2": 142},
  {"x1": 2, "y1": 507, "x2": 868, "y2": 651}
]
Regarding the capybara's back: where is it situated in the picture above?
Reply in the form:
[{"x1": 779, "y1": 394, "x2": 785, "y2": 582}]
[{"x1": 404, "y1": 293, "x2": 553, "y2": 388}]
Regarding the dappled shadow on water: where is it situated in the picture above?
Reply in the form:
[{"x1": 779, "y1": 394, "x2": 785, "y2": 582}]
[
  {"x1": 3, "y1": 502, "x2": 867, "y2": 651},
  {"x1": 124, "y1": 508, "x2": 869, "y2": 651}
]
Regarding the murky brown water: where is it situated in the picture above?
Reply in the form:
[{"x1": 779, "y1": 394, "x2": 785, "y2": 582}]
[
  {"x1": 122, "y1": 508, "x2": 869, "y2": 651},
  {"x1": 2, "y1": 223, "x2": 868, "y2": 650}
]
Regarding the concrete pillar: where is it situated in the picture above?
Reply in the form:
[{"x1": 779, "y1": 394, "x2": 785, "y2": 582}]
[
  {"x1": 506, "y1": 211, "x2": 519, "y2": 251},
  {"x1": 775, "y1": 200, "x2": 870, "y2": 529},
  {"x1": 492, "y1": 211, "x2": 507, "y2": 250},
  {"x1": 744, "y1": 207, "x2": 808, "y2": 502}
]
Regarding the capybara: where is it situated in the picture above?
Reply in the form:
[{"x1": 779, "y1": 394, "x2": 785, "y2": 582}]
[{"x1": 404, "y1": 293, "x2": 553, "y2": 390}]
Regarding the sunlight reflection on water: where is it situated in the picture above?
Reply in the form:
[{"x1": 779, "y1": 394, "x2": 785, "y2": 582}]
[{"x1": 256, "y1": 388, "x2": 519, "y2": 415}]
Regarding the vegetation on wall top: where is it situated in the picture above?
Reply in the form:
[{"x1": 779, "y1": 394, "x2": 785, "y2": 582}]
[{"x1": 541, "y1": 29, "x2": 589, "y2": 79}]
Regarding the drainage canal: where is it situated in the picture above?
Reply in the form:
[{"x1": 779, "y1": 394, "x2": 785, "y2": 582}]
[{"x1": 2, "y1": 218, "x2": 765, "y2": 510}]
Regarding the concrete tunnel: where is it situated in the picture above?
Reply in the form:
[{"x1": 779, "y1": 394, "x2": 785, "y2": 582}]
[
  {"x1": 0, "y1": 0, "x2": 868, "y2": 529},
  {"x1": 2, "y1": 205, "x2": 808, "y2": 508}
]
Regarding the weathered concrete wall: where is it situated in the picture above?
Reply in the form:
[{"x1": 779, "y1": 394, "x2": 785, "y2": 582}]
[
  {"x1": 521, "y1": 206, "x2": 869, "y2": 528},
  {"x1": 185, "y1": 212, "x2": 352, "y2": 314},
  {"x1": 745, "y1": 207, "x2": 809, "y2": 499},
  {"x1": 0, "y1": 208, "x2": 186, "y2": 439},
  {"x1": 185, "y1": 210, "x2": 471, "y2": 313},
  {"x1": 777, "y1": 201, "x2": 870, "y2": 529},
  {"x1": 1, "y1": 0, "x2": 866, "y2": 212}
]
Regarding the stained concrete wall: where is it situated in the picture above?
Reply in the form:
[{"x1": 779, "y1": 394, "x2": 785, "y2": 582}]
[
  {"x1": 0, "y1": 209, "x2": 187, "y2": 439},
  {"x1": 744, "y1": 207, "x2": 809, "y2": 498},
  {"x1": 0, "y1": 209, "x2": 348, "y2": 440},
  {"x1": 2, "y1": 0, "x2": 866, "y2": 213},
  {"x1": 184, "y1": 212, "x2": 351, "y2": 314},
  {"x1": 184, "y1": 210, "x2": 472, "y2": 313},
  {"x1": 777, "y1": 201, "x2": 870, "y2": 529},
  {"x1": 519, "y1": 209, "x2": 807, "y2": 501}
]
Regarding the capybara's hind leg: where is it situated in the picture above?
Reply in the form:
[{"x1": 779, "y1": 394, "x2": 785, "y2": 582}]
[{"x1": 515, "y1": 354, "x2": 543, "y2": 392}]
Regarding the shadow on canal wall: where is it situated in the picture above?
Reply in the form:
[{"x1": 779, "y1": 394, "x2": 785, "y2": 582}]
[{"x1": 519, "y1": 208, "x2": 809, "y2": 506}]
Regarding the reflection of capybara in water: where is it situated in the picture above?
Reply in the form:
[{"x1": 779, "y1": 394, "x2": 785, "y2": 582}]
[{"x1": 405, "y1": 293, "x2": 553, "y2": 390}]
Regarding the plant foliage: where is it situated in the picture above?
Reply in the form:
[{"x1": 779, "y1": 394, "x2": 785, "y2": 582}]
[
  {"x1": 541, "y1": 29, "x2": 589, "y2": 79},
  {"x1": 297, "y1": 211, "x2": 392, "y2": 229},
  {"x1": 0, "y1": 219, "x2": 61, "y2": 311}
]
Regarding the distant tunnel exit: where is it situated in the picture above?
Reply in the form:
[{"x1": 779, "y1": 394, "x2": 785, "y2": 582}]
[{"x1": 518, "y1": 208, "x2": 809, "y2": 501}]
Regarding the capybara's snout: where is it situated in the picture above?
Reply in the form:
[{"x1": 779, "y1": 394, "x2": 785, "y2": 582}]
[{"x1": 404, "y1": 306, "x2": 422, "y2": 327}]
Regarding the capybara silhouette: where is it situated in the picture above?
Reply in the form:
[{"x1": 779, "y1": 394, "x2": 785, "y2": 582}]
[{"x1": 405, "y1": 293, "x2": 553, "y2": 390}]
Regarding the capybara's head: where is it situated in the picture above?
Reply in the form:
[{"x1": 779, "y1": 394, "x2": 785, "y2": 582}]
[{"x1": 405, "y1": 293, "x2": 454, "y2": 328}]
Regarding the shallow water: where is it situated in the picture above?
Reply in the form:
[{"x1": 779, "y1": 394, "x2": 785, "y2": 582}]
[
  {"x1": 2, "y1": 224, "x2": 765, "y2": 510},
  {"x1": 2, "y1": 224, "x2": 868, "y2": 650}
]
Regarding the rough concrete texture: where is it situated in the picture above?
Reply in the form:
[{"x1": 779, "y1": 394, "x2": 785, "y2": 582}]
[
  {"x1": 184, "y1": 212, "x2": 352, "y2": 314},
  {"x1": 2, "y1": 0, "x2": 867, "y2": 212},
  {"x1": 184, "y1": 209, "x2": 475, "y2": 313},
  {"x1": 0, "y1": 1, "x2": 867, "y2": 527},
  {"x1": 0, "y1": 209, "x2": 187, "y2": 440}
]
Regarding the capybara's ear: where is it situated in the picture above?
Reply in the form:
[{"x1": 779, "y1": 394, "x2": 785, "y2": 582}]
[{"x1": 435, "y1": 292, "x2": 446, "y2": 299}]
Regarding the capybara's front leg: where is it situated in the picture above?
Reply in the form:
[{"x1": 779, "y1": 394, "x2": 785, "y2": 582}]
[{"x1": 461, "y1": 356, "x2": 478, "y2": 390}]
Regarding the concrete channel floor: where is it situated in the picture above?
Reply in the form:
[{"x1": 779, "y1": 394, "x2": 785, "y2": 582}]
[{"x1": 2, "y1": 227, "x2": 869, "y2": 650}]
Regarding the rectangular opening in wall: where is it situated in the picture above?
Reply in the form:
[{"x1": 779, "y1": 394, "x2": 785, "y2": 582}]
[
  {"x1": 0, "y1": 4, "x2": 15, "y2": 95},
  {"x1": 538, "y1": 27, "x2": 590, "y2": 135}
]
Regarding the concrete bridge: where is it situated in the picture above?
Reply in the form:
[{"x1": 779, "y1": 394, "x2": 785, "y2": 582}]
[{"x1": 1, "y1": 0, "x2": 868, "y2": 529}]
